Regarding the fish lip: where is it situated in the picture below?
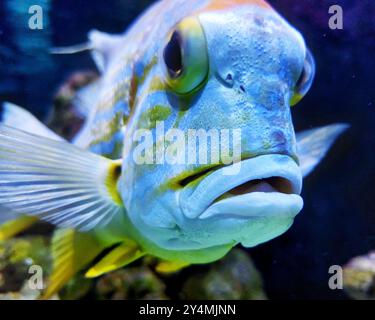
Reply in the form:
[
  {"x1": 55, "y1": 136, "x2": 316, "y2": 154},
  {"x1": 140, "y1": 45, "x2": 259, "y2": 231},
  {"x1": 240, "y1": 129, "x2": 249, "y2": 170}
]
[{"x1": 178, "y1": 154, "x2": 303, "y2": 219}]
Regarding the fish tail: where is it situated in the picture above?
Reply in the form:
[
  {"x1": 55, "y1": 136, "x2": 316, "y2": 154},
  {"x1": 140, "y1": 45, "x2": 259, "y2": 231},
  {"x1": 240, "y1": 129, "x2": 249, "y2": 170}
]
[
  {"x1": 0, "y1": 216, "x2": 39, "y2": 241},
  {"x1": 41, "y1": 229, "x2": 105, "y2": 300}
]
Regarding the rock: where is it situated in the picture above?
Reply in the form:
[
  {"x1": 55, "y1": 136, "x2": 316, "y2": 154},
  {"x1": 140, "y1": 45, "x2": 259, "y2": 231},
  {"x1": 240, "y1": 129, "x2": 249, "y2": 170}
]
[
  {"x1": 0, "y1": 237, "x2": 51, "y2": 299},
  {"x1": 181, "y1": 249, "x2": 267, "y2": 300},
  {"x1": 48, "y1": 71, "x2": 99, "y2": 140},
  {"x1": 95, "y1": 265, "x2": 168, "y2": 300},
  {"x1": 58, "y1": 274, "x2": 94, "y2": 300}
]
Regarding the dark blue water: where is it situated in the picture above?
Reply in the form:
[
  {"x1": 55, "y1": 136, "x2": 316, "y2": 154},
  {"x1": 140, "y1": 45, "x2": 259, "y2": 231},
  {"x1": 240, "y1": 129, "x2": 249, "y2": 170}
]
[{"x1": 0, "y1": 0, "x2": 374, "y2": 300}]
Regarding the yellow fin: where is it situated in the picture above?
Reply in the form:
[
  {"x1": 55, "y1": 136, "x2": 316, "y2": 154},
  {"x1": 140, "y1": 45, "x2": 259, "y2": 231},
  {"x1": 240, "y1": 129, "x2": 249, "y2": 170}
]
[
  {"x1": 155, "y1": 260, "x2": 190, "y2": 274},
  {"x1": 41, "y1": 229, "x2": 104, "y2": 300},
  {"x1": 85, "y1": 240, "x2": 145, "y2": 278},
  {"x1": 0, "y1": 216, "x2": 38, "y2": 241}
]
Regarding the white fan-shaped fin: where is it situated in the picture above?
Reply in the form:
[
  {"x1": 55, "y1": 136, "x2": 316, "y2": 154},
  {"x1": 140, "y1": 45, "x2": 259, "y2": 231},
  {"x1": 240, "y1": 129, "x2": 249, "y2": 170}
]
[
  {"x1": 1, "y1": 102, "x2": 62, "y2": 141},
  {"x1": 0, "y1": 125, "x2": 123, "y2": 231}
]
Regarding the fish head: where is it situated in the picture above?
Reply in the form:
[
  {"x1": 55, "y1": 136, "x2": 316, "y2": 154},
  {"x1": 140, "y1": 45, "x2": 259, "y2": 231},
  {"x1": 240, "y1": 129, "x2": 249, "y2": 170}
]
[{"x1": 119, "y1": 2, "x2": 315, "y2": 255}]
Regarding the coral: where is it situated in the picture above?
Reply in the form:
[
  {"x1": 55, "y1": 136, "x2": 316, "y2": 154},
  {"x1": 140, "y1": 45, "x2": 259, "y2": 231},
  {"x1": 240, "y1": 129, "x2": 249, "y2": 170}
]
[{"x1": 343, "y1": 251, "x2": 375, "y2": 300}]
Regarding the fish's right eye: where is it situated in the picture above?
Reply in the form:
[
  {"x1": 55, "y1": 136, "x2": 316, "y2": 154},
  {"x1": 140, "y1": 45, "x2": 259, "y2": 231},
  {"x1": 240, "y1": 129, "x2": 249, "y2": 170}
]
[
  {"x1": 164, "y1": 31, "x2": 183, "y2": 78},
  {"x1": 162, "y1": 17, "x2": 209, "y2": 95}
]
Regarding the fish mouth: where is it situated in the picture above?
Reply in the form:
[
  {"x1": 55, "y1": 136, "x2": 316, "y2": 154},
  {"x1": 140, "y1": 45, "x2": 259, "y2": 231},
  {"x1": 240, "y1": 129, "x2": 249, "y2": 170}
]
[{"x1": 178, "y1": 154, "x2": 303, "y2": 220}]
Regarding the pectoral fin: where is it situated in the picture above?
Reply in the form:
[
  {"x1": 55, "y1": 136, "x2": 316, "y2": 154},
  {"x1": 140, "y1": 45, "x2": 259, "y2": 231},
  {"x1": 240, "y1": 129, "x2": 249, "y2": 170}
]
[
  {"x1": 85, "y1": 240, "x2": 145, "y2": 278},
  {"x1": 0, "y1": 125, "x2": 123, "y2": 231},
  {"x1": 1, "y1": 102, "x2": 62, "y2": 140},
  {"x1": 296, "y1": 123, "x2": 350, "y2": 177}
]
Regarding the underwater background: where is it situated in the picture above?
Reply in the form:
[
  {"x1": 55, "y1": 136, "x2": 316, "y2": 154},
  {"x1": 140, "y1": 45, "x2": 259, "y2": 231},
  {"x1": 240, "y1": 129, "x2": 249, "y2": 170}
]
[{"x1": 0, "y1": 0, "x2": 374, "y2": 300}]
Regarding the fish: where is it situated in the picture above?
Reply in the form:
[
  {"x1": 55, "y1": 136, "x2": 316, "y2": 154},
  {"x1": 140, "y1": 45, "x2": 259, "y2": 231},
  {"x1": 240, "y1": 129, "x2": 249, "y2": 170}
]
[{"x1": 0, "y1": 0, "x2": 349, "y2": 298}]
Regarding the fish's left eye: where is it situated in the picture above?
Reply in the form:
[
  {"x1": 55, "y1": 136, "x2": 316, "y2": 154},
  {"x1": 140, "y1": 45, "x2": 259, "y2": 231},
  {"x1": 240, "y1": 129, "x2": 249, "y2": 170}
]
[
  {"x1": 290, "y1": 49, "x2": 316, "y2": 106},
  {"x1": 162, "y1": 17, "x2": 209, "y2": 95}
]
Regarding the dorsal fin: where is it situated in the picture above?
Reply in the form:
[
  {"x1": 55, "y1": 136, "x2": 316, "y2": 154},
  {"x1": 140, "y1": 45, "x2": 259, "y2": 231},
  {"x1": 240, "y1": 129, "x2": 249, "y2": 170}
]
[
  {"x1": 87, "y1": 30, "x2": 123, "y2": 72},
  {"x1": 49, "y1": 43, "x2": 93, "y2": 55},
  {"x1": 51, "y1": 29, "x2": 123, "y2": 73}
]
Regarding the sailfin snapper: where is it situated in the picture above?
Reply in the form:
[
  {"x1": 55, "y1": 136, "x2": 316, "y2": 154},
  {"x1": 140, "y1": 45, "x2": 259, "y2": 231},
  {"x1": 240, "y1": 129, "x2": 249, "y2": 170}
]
[{"x1": 0, "y1": 0, "x2": 349, "y2": 298}]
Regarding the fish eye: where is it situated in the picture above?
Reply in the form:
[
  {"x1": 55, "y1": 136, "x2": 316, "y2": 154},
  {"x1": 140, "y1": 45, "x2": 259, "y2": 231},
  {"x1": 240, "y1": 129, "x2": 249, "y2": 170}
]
[
  {"x1": 164, "y1": 31, "x2": 183, "y2": 78},
  {"x1": 290, "y1": 49, "x2": 316, "y2": 106},
  {"x1": 162, "y1": 17, "x2": 209, "y2": 95}
]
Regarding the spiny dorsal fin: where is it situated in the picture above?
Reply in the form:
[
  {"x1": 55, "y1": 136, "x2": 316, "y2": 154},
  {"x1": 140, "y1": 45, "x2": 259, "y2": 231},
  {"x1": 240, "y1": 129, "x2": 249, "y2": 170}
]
[
  {"x1": 88, "y1": 30, "x2": 123, "y2": 72},
  {"x1": 85, "y1": 240, "x2": 145, "y2": 278},
  {"x1": 0, "y1": 125, "x2": 123, "y2": 231},
  {"x1": 41, "y1": 229, "x2": 105, "y2": 299},
  {"x1": 51, "y1": 29, "x2": 123, "y2": 72},
  {"x1": 49, "y1": 42, "x2": 93, "y2": 55}
]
